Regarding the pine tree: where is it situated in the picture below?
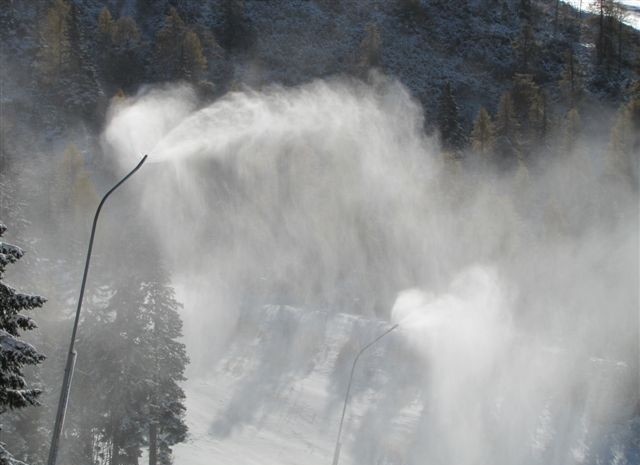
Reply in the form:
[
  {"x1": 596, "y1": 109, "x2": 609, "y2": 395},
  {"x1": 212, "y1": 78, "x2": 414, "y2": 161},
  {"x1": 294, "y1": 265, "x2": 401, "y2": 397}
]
[
  {"x1": 471, "y1": 107, "x2": 495, "y2": 159},
  {"x1": 437, "y1": 82, "x2": 466, "y2": 154},
  {"x1": 219, "y1": 0, "x2": 255, "y2": 52},
  {"x1": 0, "y1": 224, "x2": 46, "y2": 462},
  {"x1": 65, "y1": 230, "x2": 188, "y2": 465},
  {"x1": 143, "y1": 274, "x2": 188, "y2": 465}
]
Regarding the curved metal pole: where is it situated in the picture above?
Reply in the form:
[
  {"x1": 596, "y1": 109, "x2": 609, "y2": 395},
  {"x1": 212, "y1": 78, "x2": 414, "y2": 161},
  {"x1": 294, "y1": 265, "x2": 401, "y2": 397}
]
[
  {"x1": 332, "y1": 323, "x2": 399, "y2": 465},
  {"x1": 47, "y1": 155, "x2": 147, "y2": 465}
]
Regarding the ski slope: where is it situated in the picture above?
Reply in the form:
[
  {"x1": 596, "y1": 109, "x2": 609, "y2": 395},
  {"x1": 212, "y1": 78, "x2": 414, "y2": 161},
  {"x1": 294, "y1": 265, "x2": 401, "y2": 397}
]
[{"x1": 172, "y1": 305, "x2": 638, "y2": 465}]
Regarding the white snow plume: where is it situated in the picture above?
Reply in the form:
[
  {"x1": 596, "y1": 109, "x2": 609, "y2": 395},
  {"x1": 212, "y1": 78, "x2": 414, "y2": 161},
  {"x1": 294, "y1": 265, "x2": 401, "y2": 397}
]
[
  {"x1": 102, "y1": 84, "x2": 198, "y2": 163},
  {"x1": 101, "y1": 76, "x2": 437, "y2": 362},
  {"x1": 391, "y1": 266, "x2": 510, "y2": 375},
  {"x1": 100, "y1": 76, "x2": 638, "y2": 465},
  {"x1": 389, "y1": 265, "x2": 636, "y2": 465}
]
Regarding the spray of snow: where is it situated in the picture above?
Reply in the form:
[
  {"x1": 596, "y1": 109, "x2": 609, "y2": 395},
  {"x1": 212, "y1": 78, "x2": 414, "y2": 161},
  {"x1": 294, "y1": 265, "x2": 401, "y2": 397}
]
[{"x1": 99, "y1": 77, "x2": 638, "y2": 465}]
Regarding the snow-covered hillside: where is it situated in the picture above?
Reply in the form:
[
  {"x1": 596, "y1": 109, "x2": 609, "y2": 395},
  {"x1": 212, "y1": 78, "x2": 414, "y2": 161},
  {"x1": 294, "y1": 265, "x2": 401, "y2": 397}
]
[
  {"x1": 562, "y1": 0, "x2": 640, "y2": 29},
  {"x1": 173, "y1": 305, "x2": 638, "y2": 465}
]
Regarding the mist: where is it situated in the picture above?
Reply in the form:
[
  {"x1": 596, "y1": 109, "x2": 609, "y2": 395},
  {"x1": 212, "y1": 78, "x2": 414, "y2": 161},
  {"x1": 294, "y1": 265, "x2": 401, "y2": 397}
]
[{"x1": 95, "y1": 76, "x2": 638, "y2": 464}]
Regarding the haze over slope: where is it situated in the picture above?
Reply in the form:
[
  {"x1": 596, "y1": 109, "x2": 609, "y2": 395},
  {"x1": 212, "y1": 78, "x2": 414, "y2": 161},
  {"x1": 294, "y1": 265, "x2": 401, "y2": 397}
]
[{"x1": 102, "y1": 78, "x2": 639, "y2": 464}]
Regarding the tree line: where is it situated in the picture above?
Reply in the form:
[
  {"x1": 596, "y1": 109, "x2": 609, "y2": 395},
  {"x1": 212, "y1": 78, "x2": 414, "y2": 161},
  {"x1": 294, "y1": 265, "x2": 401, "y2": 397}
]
[{"x1": 0, "y1": 149, "x2": 189, "y2": 465}]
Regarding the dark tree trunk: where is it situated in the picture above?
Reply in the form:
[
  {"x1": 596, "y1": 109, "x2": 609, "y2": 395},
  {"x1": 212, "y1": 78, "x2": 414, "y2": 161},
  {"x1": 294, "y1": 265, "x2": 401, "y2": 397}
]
[{"x1": 149, "y1": 423, "x2": 158, "y2": 465}]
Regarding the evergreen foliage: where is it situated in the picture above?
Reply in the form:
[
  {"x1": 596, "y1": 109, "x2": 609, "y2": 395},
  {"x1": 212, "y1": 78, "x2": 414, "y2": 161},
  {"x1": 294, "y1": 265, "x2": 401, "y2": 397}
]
[
  {"x1": 60, "y1": 229, "x2": 189, "y2": 465},
  {"x1": 0, "y1": 224, "x2": 46, "y2": 462},
  {"x1": 154, "y1": 8, "x2": 207, "y2": 82},
  {"x1": 219, "y1": 0, "x2": 255, "y2": 52}
]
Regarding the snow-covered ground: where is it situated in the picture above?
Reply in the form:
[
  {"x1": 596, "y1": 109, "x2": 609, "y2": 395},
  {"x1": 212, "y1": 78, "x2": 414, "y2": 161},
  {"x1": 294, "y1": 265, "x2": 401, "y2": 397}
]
[
  {"x1": 173, "y1": 307, "x2": 400, "y2": 465},
  {"x1": 172, "y1": 305, "x2": 638, "y2": 465},
  {"x1": 562, "y1": 0, "x2": 640, "y2": 29}
]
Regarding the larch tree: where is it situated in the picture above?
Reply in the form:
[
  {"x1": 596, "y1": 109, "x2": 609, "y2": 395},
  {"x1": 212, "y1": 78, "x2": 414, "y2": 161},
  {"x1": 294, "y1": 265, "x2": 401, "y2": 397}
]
[
  {"x1": 180, "y1": 29, "x2": 207, "y2": 82},
  {"x1": 36, "y1": 0, "x2": 72, "y2": 80},
  {"x1": 0, "y1": 224, "x2": 46, "y2": 464},
  {"x1": 98, "y1": 7, "x2": 114, "y2": 39}
]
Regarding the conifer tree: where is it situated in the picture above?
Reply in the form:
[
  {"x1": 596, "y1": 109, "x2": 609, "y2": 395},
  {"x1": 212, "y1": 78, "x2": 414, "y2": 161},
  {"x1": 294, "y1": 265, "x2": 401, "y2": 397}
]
[
  {"x1": 65, "y1": 229, "x2": 188, "y2": 465},
  {"x1": 36, "y1": 0, "x2": 72, "y2": 79},
  {"x1": 0, "y1": 224, "x2": 46, "y2": 463},
  {"x1": 219, "y1": 0, "x2": 255, "y2": 52},
  {"x1": 356, "y1": 23, "x2": 382, "y2": 73},
  {"x1": 143, "y1": 274, "x2": 188, "y2": 465},
  {"x1": 154, "y1": 8, "x2": 207, "y2": 82},
  {"x1": 98, "y1": 7, "x2": 114, "y2": 38},
  {"x1": 108, "y1": 16, "x2": 144, "y2": 89},
  {"x1": 181, "y1": 30, "x2": 208, "y2": 82},
  {"x1": 154, "y1": 7, "x2": 186, "y2": 81},
  {"x1": 437, "y1": 82, "x2": 466, "y2": 154},
  {"x1": 471, "y1": 107, "x2": 495, "y2": 159}
]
